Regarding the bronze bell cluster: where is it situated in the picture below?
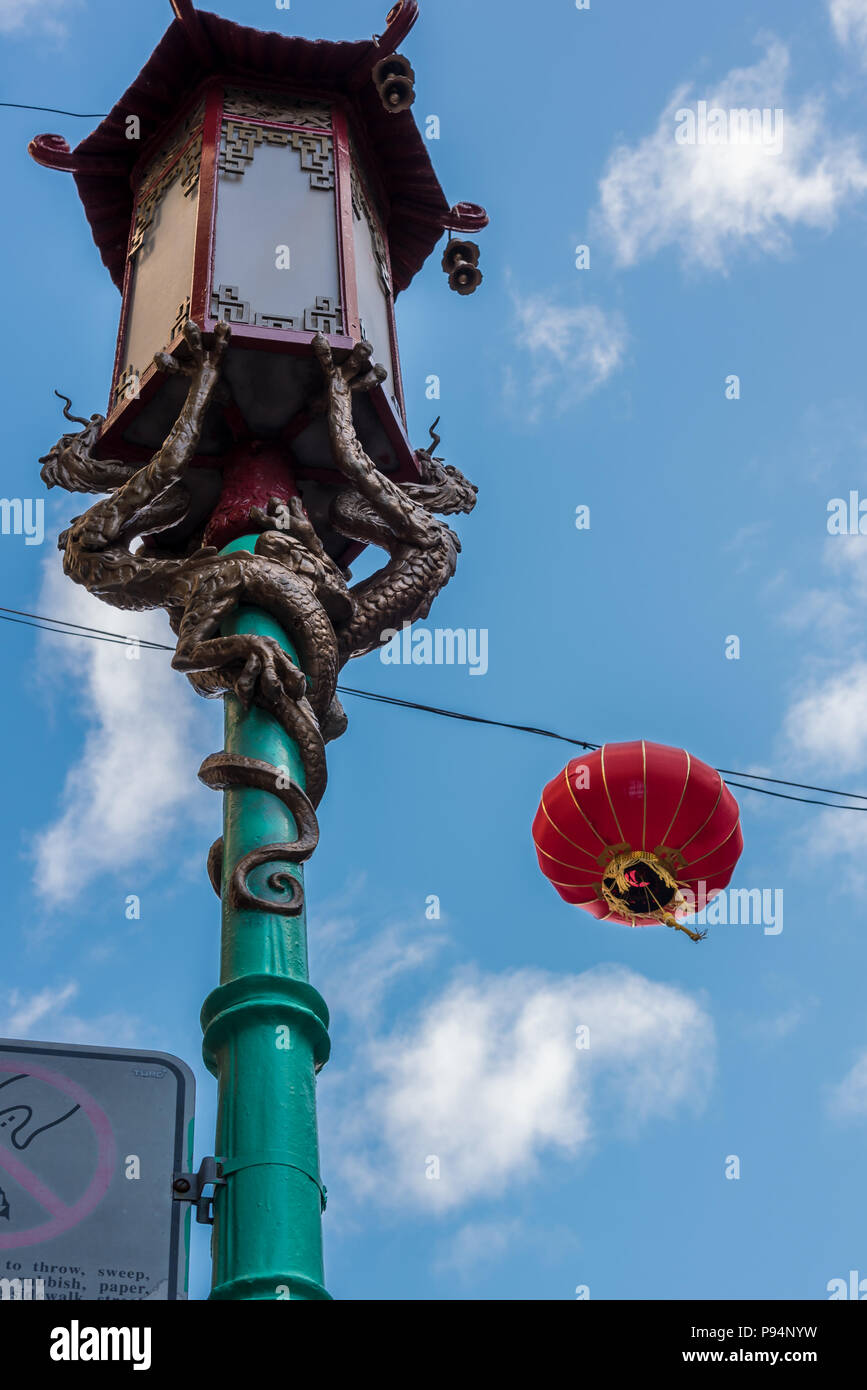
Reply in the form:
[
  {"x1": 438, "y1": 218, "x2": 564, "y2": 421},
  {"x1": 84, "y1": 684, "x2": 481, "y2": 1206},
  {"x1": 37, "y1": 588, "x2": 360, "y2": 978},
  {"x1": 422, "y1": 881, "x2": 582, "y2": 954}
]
[
  {"x1": 372, "y1": 53, "x2": 416, "y2": 112},
  {"x1": 441, "y1": 238, "x2": 483, "y2": 296}
]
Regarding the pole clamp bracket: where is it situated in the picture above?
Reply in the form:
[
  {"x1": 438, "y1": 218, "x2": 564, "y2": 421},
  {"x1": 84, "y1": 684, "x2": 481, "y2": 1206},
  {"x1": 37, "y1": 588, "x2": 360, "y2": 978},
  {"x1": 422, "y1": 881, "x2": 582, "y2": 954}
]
[
  {"x1": 172, "y1": 1156, "x2": 226, "y2": 1226},
  {"x1": 219, "y1": 1152, "x2": 328, "y2": 1212}
]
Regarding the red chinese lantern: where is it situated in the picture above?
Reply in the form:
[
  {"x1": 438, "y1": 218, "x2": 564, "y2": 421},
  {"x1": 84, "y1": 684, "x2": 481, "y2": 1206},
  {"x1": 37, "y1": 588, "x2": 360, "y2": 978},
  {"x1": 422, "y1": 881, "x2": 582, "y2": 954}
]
[{"x1": 532, "y1": 741, "x2": 743, "y2": 943}]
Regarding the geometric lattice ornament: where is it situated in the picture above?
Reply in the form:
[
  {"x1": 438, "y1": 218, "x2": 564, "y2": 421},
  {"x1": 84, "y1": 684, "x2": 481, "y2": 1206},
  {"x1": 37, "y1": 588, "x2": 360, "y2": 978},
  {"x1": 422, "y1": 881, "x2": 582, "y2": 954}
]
[{"x1": 219, "y1": 122, "x2": 334, "y2": 189}]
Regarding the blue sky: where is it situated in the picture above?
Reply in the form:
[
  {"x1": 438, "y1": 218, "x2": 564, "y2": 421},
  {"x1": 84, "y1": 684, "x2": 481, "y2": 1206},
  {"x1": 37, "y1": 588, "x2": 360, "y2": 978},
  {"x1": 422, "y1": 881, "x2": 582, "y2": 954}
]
[{"x1": 2, "y1": 0, "x2": 867, "y2": 1300}]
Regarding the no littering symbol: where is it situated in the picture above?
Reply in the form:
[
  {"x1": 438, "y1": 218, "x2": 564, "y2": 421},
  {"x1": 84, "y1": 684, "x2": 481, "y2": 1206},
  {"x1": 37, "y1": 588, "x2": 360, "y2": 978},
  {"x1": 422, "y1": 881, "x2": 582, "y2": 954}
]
[{"x1": 0, "y1": 1060, "x2": 116, "y2": 1250}]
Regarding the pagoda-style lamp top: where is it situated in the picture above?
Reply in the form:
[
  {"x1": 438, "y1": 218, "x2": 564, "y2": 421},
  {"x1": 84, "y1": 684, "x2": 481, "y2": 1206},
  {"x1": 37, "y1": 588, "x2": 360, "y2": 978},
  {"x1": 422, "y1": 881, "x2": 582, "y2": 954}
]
[{"x1": 29, "y1": 0, "x2": 487, "y2": 561}]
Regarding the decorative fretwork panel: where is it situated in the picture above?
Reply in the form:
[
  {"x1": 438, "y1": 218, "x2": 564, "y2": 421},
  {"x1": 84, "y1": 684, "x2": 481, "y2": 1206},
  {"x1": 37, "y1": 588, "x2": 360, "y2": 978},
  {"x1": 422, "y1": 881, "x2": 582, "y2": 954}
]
[
  {"x1": 171, "y1": 297, "x2": 192, "y2": 340},
  {"x1": 114, "y1": 364, "x2": 141, "y2": 407},
  {"x1": 209, "y1": 284, "x2": 343, "y2": 334},
  {"x1": 219, "y1": 122, "x2": 334, "y2": 189},
  {"x1": 136, "y1": 98, "x2": 206, "y2": 196},
  {"x1": 303, "y1": 296, "x2": 343, "y2": 334},
  {"x1": 130, "y1": 134, "x2": 202, "y2": 258},
  {"x1": 222, "y1": 89, "x2": 332, "y2": 129},
  {"x1": 254, "y1": 311, "x2": 301, "y2": 330},
  {"x1": 351, "y1": 165, "x2": 392, "y2": 295},
  {"x1": 348, "y1": 135, "x2": 387, "y2": 225},
  {"x1": 210, "y1": 285, "x2": 251, "y2": 323}
]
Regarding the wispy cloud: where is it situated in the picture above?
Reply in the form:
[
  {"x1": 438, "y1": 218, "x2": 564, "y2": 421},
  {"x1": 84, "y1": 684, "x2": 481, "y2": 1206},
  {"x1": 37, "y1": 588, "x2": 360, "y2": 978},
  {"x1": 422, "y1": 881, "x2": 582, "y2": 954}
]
[
  {"x1": 323, "y1": 962, "x2": 714, "y2": 1215},
  {"x1": 0, "y1": 0, "x2": 82, "y2": 39},
  {"x1": 433, "y1": 1218, "x2": 580, "y2": 1279},
  {"x1": 779, "y1": 539, "x2": 867, "y2": 766},
  {"x1": 783, "y1": 660, "x2": 867, "y2": 771},
  {"x1": 0, "y1": 981, "x2": 141, "y2": 1047},
  {"x1": 595, "y1": 40, "x2": 867, "y2": 271},
  {"x1": 315, "y1": 912, "x2": 448, "y2": 1027},
  {"x1": 433, "y1": 1218, "x2": 526, "y2": 1276},
  {"x1": 723, "y1": 521, "x2": 773, "y2": 575},
  {"x1": 506, "y1": 291, "x2": 627, "y2": 420},
  {"x1": 749, "y1": 1003, "x2": 814, "y2": 1042},
  {"x1": 790, "y1": 804, "x2": 867, "y2": 892},
  {"x1": 777, "y1": 537, "x2": 867, "y2": 883},
  {"x1": 829, "y1": 1048, "x2": 867, "y2": 1120},
  {"x1": 32, "y1": 557, "x2": 219, "y2": 906},
  {"x1": 781, "y1": 536, "x2": 867, "y2": 640},
  {"x1": 829, "y1": 0, "x2": 867, "y2": 64}
]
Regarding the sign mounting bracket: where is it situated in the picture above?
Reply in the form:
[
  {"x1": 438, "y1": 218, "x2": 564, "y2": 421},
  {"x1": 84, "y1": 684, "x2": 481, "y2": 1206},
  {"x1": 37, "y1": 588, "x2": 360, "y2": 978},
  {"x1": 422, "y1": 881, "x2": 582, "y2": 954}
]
[{"x1": 172, "y1": 1156, "x2": 226, "y2": 1226}]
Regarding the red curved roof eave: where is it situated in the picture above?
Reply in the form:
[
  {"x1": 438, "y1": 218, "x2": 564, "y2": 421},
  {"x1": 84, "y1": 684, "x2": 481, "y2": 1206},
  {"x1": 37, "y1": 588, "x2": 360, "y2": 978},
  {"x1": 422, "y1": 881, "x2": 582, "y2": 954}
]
[{"x1": 34, "y1": 6, "x2": 479, "y2": 295}]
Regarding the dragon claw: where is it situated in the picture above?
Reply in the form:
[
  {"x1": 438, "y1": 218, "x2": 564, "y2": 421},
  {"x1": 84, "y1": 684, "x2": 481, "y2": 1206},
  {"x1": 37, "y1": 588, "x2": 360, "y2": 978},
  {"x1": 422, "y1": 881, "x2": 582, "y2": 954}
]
[
  {"x1": 155, "y1": 320, "x2": 231, "y2": 378},
  {"x1": 229, "y1": 636, "x2": 306, "y2": 711},
  {"x1": 182, "y1": 319, "x2": 203, "y2": 354},
  {"x1": 312, "y1": 333, "x2": 334, "y2": 372}
]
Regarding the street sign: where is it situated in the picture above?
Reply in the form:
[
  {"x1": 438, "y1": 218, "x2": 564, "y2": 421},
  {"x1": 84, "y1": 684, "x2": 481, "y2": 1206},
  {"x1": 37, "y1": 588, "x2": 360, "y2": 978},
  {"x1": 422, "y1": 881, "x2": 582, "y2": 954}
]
[{"x1": 0, "y1": 1038, "x2": 195, "y2": 1301}]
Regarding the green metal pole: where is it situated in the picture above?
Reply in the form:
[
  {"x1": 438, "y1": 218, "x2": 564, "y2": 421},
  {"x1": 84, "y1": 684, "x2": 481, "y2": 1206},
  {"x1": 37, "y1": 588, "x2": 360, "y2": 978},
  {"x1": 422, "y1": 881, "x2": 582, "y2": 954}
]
[{"x1": 200, "y1": 535, "x2": 331, "y2": 1301}]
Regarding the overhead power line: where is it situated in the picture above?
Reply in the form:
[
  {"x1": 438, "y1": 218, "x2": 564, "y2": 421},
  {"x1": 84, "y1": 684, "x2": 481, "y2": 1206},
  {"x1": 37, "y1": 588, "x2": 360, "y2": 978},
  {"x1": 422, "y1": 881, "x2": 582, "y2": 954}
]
[
  {"x1": 0, "y1": 606, "x2": 170, "y2": 649},
  {"x1": 1, "y1": 605, "x2": 862, "y2": 812},
  {"x1": 0, "y1": 101, "x2": 108, "y2": 118}
]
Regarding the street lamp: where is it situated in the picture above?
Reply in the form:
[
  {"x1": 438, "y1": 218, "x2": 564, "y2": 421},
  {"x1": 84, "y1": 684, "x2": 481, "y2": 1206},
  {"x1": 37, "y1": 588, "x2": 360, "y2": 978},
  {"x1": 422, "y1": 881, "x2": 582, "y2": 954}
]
[{"x1": 31, "y1": 0, "x2": 487, "y2": 1301}]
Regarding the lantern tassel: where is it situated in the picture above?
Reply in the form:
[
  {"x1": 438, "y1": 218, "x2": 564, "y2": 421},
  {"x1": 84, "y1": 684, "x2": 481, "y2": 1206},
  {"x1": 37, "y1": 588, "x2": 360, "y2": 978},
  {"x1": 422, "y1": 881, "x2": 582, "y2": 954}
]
[
  {"x1": 662, "y1": 913, "x2": 708, "y2": 943},
  {"x1": 600, "y1": 851, "x2": 708, "y2": 942}
]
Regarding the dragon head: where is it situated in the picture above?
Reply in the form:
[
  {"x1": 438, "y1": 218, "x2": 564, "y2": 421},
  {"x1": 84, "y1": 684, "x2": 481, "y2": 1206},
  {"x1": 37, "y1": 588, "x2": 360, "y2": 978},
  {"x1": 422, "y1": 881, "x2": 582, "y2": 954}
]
[
  {"x1": 39, "y1": 394, "x2": 106, "y2": 491},
  {"x1": 409, "y1": 419, "x2": 479, "y2": 516}
]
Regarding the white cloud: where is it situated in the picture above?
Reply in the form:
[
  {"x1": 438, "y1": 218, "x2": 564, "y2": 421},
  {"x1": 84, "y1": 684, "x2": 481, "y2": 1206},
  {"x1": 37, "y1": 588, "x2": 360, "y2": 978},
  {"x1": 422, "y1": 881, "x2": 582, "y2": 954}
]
[
  {"x1": 0, "y1": 981, "x2": 141, "y2": 1047},
  {"x1": 750, "y1": 1004, "x2": 811, "y2": 1041},
  {"x1": 32, "y1": 557, "x2": 219, "y2": 905},
  {"x1": 724, "y1": 521, "x2": 772, "y2": 574},
  {"x1": 829, "y1": 1048, "x2": 867, "y2": 1120},
  {"x1": 433, "y1": 1217, "x2": 580, "y2": 1277},
  {"x1": 315, "y1": 913, "x2": 448, "y2": 1026},
  {"x1": 774, "y1": 538, "x2": 867, "y2": 881},
  {"x1": 434, "y1": 1219, "x2": 526, "y2": 1275},
  {"x1": 817, "y1": 535, "x2": 867, "y2": 645},
  {"x1": 0, "y1": 0, "x2": 81, "y2": 39},
  {"x1": 783, "y1": 661, "x2": 867, "y2": 771},
  {"x1": 507, "y1": 293, "x2": 627, "y2": 419},
  {"x1": 324, "y1": 964, "x2": 714, "y2": 1214},
  {"x1": 595, "y1": 40, "x2": 867, "y2": 271},
  {"x1": 792, "y1": 803, "x2": 867, "y2": 892},
  {"x1": 782, "y1": 536, "x2": 867, "y2": 639},
  {"x1": 829, "y1": 0, "x2": 867, "y2": 63}
]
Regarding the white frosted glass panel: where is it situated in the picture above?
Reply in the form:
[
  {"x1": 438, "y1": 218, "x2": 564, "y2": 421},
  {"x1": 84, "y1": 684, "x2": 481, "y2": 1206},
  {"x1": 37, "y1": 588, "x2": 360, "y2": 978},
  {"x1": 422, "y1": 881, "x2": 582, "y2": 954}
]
[
  {"x1": 213, "y1": 136, "x2": 341, "y2": 330},
  {"x1": 353, "y1": 200, "x2": 395, "y2": 403},
  {"x1": 122, "y1": 176, "x2": 198, "y2": 377}
]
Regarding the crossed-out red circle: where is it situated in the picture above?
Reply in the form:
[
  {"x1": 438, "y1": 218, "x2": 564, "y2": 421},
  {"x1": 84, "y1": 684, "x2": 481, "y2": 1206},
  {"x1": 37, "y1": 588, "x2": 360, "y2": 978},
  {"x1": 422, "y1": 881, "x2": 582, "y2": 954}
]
[{"x1": 0, "y1": 1059, "x2": 116, "y2": 1250}]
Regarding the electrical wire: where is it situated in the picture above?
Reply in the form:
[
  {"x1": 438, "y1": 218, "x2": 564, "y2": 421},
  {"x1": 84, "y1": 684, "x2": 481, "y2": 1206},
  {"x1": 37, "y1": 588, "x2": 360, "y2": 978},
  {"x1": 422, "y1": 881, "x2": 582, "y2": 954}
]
[
  {"x1": 337, "y1": 685, "x2": 598, "y2": 750},
  {"x1": 0, "y1": 101, "x2": 107, "y2": 118},
  {"x1": 1, "y1": 605, "x2": 863, "y2": 811},
  {"x1": 0, "y1": 606, "x2": 171, "y2": 649}
]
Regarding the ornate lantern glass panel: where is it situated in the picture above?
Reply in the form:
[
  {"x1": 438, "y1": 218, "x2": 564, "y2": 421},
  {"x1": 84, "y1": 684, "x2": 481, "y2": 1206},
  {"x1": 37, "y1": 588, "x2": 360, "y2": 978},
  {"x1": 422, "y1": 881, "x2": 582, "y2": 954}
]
[
  {"x1": 97, "y1": 83, "x2": 418, "y2": 560},
  {"x1": 114, "y1": 100, "x2": 205, "y2": 425}
]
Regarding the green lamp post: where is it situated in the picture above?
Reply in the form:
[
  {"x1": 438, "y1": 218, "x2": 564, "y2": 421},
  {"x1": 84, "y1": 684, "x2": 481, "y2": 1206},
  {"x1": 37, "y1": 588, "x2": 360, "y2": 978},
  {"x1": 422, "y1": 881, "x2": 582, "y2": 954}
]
[
  {"x1": 31, "y1": 0, "x2": 486, "y2": 1299},
  {"x1": 199, "y1": 592, "x2": 331, "y2": 1301}
]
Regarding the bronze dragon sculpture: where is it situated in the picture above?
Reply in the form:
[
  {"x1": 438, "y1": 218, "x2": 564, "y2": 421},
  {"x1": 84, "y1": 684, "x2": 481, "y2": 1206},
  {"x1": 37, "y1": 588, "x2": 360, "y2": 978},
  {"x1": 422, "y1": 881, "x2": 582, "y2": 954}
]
[{"x1": 40, "y1": 322, "x2": 478, "y2": 816}]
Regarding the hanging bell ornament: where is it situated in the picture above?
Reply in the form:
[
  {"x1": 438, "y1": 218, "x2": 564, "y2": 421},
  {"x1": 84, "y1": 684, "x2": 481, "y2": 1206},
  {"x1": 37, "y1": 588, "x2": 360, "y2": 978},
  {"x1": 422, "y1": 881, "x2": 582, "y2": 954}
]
[
  {"x1": 372, "y1": 54, "x2": 416, "y2": 112},
  {"x1": 441, "y1": 239, "x2": 480, "y2": 272},
  {"x1": 442, "y1": 238, "x2": 483, "y2": 295}
]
